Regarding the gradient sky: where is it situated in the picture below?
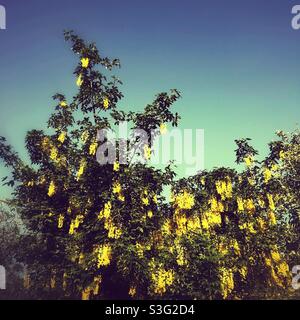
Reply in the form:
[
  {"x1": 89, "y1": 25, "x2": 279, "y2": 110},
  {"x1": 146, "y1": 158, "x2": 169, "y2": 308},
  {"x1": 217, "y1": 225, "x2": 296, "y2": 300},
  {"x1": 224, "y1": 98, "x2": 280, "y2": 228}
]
[{"x1": 0, "y1": 0, "x2": 300, "y2": 197}]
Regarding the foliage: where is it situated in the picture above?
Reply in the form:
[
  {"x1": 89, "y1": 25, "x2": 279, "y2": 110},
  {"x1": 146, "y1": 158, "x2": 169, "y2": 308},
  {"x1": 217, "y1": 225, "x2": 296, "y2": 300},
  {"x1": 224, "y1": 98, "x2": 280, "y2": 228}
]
[{"x1": 0, "y1": 32, "x2": 299, "y2": 300}]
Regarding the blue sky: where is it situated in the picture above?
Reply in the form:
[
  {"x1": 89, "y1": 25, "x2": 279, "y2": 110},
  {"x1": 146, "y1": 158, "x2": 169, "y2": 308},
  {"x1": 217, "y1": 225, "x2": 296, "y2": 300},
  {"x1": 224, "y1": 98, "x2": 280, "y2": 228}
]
[{"x1": 0, "y1": 0, "x2": 300, "y2": 197}]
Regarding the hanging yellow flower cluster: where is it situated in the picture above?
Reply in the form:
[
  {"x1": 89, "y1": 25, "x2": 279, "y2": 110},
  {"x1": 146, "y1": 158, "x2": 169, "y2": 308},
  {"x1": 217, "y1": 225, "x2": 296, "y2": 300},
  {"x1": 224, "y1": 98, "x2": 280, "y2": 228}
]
[
  {"x1": 89, "y1": 141, "x2": 98, "y2": 156},
  {"x1": 69, "y1": 215, "x2": 84, "y2": 235},
  {"x1": 263, "y1": 168, "x2": 272, "y2": 183},
  {"x1": 128, "y1": 286, "x2": 137, "y2": 297},
  {"x1": 175, "y1": 240, "x2": 188, "y2": 266},
  {"x1": 239, "y1": 222, "x2": 256, "y2": 234},
  {"x1": 103, "y1": 97, "x2": 110, "y2": 109},
  {"x1": 209, "y1": 197, "x2": 224, "y2": 213},
  {"x1": 236, "y1": 197, "x2": 255, "y2": 213},
  {"x1": 112, "y1": 181, "x2": 125, "y2": 202},
  {"x1": 95, "y1": 244, "x2": 112, "y2": 268},
  {"x1": 113, "y1": 161, "x2": 120, "y2": 172},
  {"x1": 76, "y1": 74, "x2": 83, "y2": 87},
  {"x1": 172, "y1": 190, "x2": 195, "y2": 210},
  {"x1": 159, "y1": 123, "x2": 167, "y2": 135},
  {"x1": 57, "y1": 131, "x2": 66, "y2": 144},
  {"x1": 81, "y1": 57, "x2": 89, "y2": 68},
  {"x1": 244, "y1": 155, "x2": 254, "y2": 167},
  {"x1": 105, "y1": 218, "x2": 122, "y2": 239},
  {"x1": 143, "y1": 145, "x2": 151, "y2": 160},
  {"x1": 161, "y1": 219, "x2": 172, "y2": 236},
  {"x1": 141, "y1": 189, "x2": 149, "y2": 206},
  {"x1": 219, "y1": 267, "x2": 234, "y2": 299},
  {"x1": 267, "y1": 193, "x2": 275, "y2": 211},
  {"x1": 81, "y1": 275, "x2": 102, "y2": 301},
  {"x1": 150, "y1": 263, "x2": 174, "y2": 295},
  {"x1": 60, "y1": 101, "x2": 67, "y2": 108},
  {"x1": 58, "y1": 214, "x2": 64, "y2": 229},
  {"x1": 264, "y1": 249, "x2": 290, "y2": 288},
  {"x1": 215, "y1": 179, "x2": 232, "y2": 200},
  {"x1": 76, "y1": 159, "x2": 86, "y2": 180},
  {"x1": 48, "y1": 181, "x2": 56, "y2": 197}
]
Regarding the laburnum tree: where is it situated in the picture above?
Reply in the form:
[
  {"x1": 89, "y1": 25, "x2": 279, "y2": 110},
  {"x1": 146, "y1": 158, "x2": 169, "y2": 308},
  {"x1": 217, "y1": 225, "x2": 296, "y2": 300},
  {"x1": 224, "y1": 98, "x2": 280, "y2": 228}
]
[{"x1": 0, "y1": 31, "x2": 299, "y2": 300}]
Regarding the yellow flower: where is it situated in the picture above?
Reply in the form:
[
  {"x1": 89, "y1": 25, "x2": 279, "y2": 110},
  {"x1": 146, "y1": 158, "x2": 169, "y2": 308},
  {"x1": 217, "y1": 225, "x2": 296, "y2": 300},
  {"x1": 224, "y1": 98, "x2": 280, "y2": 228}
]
[
  {"x1": 81, "y1": 57, "x2": 89, "y2": 68},
  {"x1": 82, "y1": 288, "x2": 91, "y2": 300},
  {"x1": 98, "y1": 202, "x2": 112, "y2": 220},
  {"x1": 58, "y1": 132, "x2": 66, "y2": 144},
  {"x1": 277, "y1": 262, "x2": 289, "y2": 277},
  {"x1": 232, "y1": 239, "x2": 241, "y2": 256},
  {"x1": 129, "y1": 286, "x2": 137, "y2": 297},
  {"x1": 50, "y1": 147, "x2": 58, "y2": 161},
  {"x1": 144, "y1": 145, "x2": 151, "y2": 160},
  {"x1": 81, "y1": 130, "x2": 89, "y2": 143},
  {"x1": 60, "y1": 101, "x2": 67, "y2": 108},
  {"x1": 96, "y1": 244, "x2": 112, "y2": 267},
  {"x1": 48, "y1": 181, "x2": 56, "y2": 197},
  {"x1": 279, "y1": 150, "x2": 285, "y2": 160},
  {"x1": 239, "y1": 266, "x2": 248, "y2": 279},
  {"x1": 215, "y1": 179, "x2": 232, "y2": 200},
  {"x1": 69, "y1": 221, "x2": 75, "y2": 235},
  {"x1": 220, "y1": 268, "x2": 234, "y2": 299},
  {"x1": 244, "y1": 199, "x2": 255, "y2": 213},
  {"x1": 244, "y1": 155, "x2": 253, "y2": 167},
  {"x1": 89, "y1": 142, "x2": 98, "y2": 155},
  {"x1": 76, "y1": 74, "x2": 83, "y2": 86},
  {"x1": 113, "y1": 161, "x2": 120, "y2": 171},
  {"x1": 151, "y1": 268, "x2": 174, "y2": 295},
  {"x1": 76, "y1": 160, "x2": 86, "y2": 180},
  {"x1": 161, "y1": 219, "x2": 172, "y2": 235},
  {"x1": 112, "y1": 181, "x2": 122, "y2": 194},
  {"x1": 267, "y1": 194, "x2": 275, "y2": 211},
  {"x1": 271, "y1": 250, "x2": 281, "y2": 263},
  {"x1": 159, "y1": 123, "x2": 167, "y2": 135},
  {"x1": 173, "y1": 190, "x2": 195, "y2": 210},
  {"x1": 103, "y1": 97, "x2": 109, "y2": 109},
  {"x1": 269, "y1": 211, "x2": 276, "y2": 225},
  {"x1": 237, "y1": 197, "x2": 244, "y2": 212},
  {"x1": 118, "y1": 194, "x2": 125, "y2": 202},
  {"x1": 263, "y1": 168, "x2": 272, "y2": 183},
  {"x1": 147, "y1": 210, "x2": 153, "y2": 218},
  {"x1": 58, "y1": 214, "x2": 64, "y2": 229}
]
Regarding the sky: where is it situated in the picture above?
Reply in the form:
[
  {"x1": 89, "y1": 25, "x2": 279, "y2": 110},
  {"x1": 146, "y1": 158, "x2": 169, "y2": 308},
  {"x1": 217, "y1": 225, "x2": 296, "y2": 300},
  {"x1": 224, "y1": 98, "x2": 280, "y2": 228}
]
[{"x1": 0, "y1": 0, "x2": 300, "y2": 197}]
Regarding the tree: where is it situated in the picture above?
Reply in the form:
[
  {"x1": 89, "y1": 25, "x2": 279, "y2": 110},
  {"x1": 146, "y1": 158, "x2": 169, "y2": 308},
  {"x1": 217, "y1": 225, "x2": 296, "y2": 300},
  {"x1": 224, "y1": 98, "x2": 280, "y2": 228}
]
[{"x1": 0, "y1": 31, "x2": 298, "y2": 300}]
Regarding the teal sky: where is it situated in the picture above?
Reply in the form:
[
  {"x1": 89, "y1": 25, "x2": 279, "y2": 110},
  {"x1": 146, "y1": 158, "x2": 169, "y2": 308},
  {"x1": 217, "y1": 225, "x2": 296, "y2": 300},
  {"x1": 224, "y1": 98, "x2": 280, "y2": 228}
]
[{"x1": 1, "y1": 0, "x2": 300, "y2": 197}]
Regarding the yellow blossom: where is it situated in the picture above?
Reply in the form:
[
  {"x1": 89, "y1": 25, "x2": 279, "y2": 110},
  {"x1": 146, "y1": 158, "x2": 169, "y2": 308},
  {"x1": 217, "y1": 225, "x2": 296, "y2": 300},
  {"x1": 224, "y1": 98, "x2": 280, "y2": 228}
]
[
  {"x1": 220, "y1": 268, "x2": 234, "y2": 299},
  {"x1": 103, "y1": 97, "x2": 110, "y2": 109},
  {"x1": 58, "y1": 132, "x2": 66, "y2": 144},
  {"x1": 267, "y1": 194, "x2": 275, "y2": 211},
  {"x1": 113, "y1": 161, "x2": 120, "y2": 171},
  {"x1": 237, "y1": 197, "x2": 244, "y2": 212},
  {"x1": 112, "y1": 181, "x2": 122, "y2": 194},
  {"x1": 76, "y1": 74, "x2": 83, "y2": 86},
  {"x1": 173, "y1": 190, "x2": 195, "y2": 210},
  {"x1": 271, "y1": 250, "x2": 281, "y2": 263},
  {"x1": 147, "y1": 210, "x2": 153, "y2": 218},
  {"x1": 50, "y1": 147, "x2": 58, "y2": 161},
  {"x1": 58, "y1": 214, "x2": 64, "y2": 229},
  {"x1": 96, "y1": 244, "x2": 112, "y2": 267},
  {"x1": 264, "y1": 168, "x2": 272, "y2": 183},
  {"x1": 76, "y1": 160, "x2": 86, "y2": 180},
  {"x1": 244, "y1": 155, "x2": 254, "y2": 167},
  {"x1": 129, "y1": 286, "x2": 137, "y2": 297},
  {"x1": 159, "y1": 123, "x2": 167, "y2": 135},
  {"x1": 60, "y1": 101, "x2": 67, "y2": 108},
  {"x1": 89, "y1": 141, "x2": 98, "y2": 155},
  {"x1": 48, "y1": 181, "x2": 56, "y2": 197},
  {"x1": 98, "y1": 202, "x2": 112, "y2": 220},
  {"x1": 144, "y1": 145, "x2": 151, "y2": 160},
  {"x1": 81, "y1": 57, "x2": 89, "y2": 68}
]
